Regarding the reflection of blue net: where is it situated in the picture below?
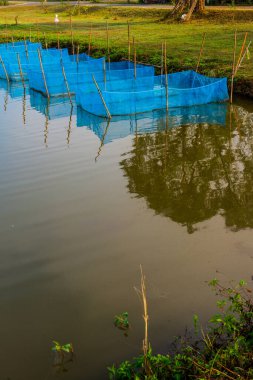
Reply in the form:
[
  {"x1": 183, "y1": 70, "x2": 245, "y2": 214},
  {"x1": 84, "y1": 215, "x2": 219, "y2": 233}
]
[
  {"x1": 0, "y1": 79, "x2": 25, "y2": 99},
  {"x1": 29, "y1": 89, "x2": 76, "y2": 120},
  {"x1": 77, "y1": 71, "x2": 228, "y2": 117},
  {"x1": 77, "y1": 102, "x2": 228, "y2": 144}
]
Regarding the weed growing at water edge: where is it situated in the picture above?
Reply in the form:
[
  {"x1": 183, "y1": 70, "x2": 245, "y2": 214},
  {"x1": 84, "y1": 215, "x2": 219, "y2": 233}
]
[{"x1": 108, "y1": 277, "x2": 253, "y2": 379}]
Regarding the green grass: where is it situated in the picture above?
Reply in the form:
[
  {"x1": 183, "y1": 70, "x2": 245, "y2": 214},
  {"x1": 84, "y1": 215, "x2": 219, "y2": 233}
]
[{"x1": 0, "y1": 5, "x2": 253, "y2": 91}]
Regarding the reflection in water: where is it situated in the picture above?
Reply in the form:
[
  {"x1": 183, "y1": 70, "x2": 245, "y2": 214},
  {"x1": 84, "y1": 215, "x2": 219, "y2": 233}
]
[
  {"x1": 77, "y1": 103, "x2": 227, "y2": 145},
  {"x1": 120, "y1": 105, "x2": 253, "y2": 233},
  {"x1": 1, "y1": 79, "x2": 253, "y2": 233}
]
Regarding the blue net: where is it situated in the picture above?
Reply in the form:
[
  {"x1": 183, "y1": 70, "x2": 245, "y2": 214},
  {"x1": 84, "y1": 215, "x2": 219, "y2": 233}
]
[
  {"x1": 27, "y1": 58, "x2": 105, "y2": 95},
  {"x1": 77, "y1": 70, "x2": 228, "y2": 117},
  {"x1": 0, "y1": 47, "x2": 71, "y2": 81},
  {"x1": 28, "y1": 60, "x2": 153, "y2": 97}
]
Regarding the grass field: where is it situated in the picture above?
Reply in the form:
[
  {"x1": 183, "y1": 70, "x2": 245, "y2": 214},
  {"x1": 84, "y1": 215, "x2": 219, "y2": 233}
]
[{"x1": 0, "y1": 5, "x2": 252, "y2": 94}]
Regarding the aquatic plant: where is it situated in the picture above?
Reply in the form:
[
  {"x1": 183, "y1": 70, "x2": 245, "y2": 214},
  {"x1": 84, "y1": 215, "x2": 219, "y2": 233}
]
[
  {"x1": 51, "y1": 340, "x2": 74, "y2": 362},
  {"x1": 114, "y1": 312, "x2": 130, "y2": 331}
]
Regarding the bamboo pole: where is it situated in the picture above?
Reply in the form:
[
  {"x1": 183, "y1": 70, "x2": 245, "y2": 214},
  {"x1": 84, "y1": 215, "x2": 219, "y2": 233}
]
[
  {"x1": 234, "y1": 32, "x2": 248, "y2": 74},
  {"x1": 17, "y1": 53, "x2": 25, "y2": 83},
  {"x1": 43, "y1": 32, "x2": 47, "y2": 49},
  {"x1": 24, "y1": 38, "x2": 29, "y2": 59},
  {"x1": 70, "y1": 15, "x2": 74, "y2": 55},
  {"x1": 57, "y1": 32, "x2": 60, "y2": 50},
  {"x1": 106, "y1": 22, "x2": 110, "y2": 63},
  {"x1": 196, "y1": 32, "x2": 206, "y2": 73},
  {"x1": 0, "y1": 55, "x2": 9, "y2": 82},
  {"x1": 134, "y1": 45, "x2": 137, "y2": 79},
  {"x1": 161, "y1": 42, "x2": 164, "y2": 76},
  {"x1": 29, "y1": 27, "x2": 32, "y2": 42},
  {"x1": 127, "y1": 21, "x2": 130, "y2": 62},
  {"x1": 37, "y1": 49, "x2": 50, "y2": 99},
  {"x1": 92, "y1": 75, "x2": 111, "y2": 119},
  {"x1": 164, "y1": 41, "x2": 169, "y2": 112},
  {"x1": 230, "y1": 30, "x2": 237, "y2": 104},
  {"x1": 36, "y1": 24, "x2": 39, "y2": 42},
  {"x1": 132, "y1": 36, "x2": 136, "y2": 78},
  {"x1": 103, "y1": 59, "x2": 106, "y2": 89},
  {"x1": 88, "y1": 24, "x2": 92, "y2": 55},
  {"x1": 11, "y1": 36, "x2": 14, "y2": 47},
  {"x1": 237, "y1": 40, "x2": 251, "y2": 71},
  {"x1": 5, "y1": 20, "x2": 8, "y2": 43},
  {"x1": 76, "y1": 45, "x2": 80, "y2": 64},
  {"x1": 61, "y1": 60, "x2": 73, "y2": 106}
]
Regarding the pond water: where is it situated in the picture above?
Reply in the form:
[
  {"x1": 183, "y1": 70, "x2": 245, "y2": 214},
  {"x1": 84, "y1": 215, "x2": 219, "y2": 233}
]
[{"x1": 0, "y1": 80, "x2": 253, "y2": 380}]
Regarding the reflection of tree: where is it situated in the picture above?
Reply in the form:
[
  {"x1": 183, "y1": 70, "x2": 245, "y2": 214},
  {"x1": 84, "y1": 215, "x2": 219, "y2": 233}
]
[{"x1": 120, "y1": 106, "x2": 253, "y2": 233}]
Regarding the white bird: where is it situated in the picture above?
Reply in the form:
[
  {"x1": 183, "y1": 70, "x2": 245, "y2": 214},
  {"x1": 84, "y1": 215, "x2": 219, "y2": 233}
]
[{"x1": 54, "y1": 14, "x2": 59, "y2": 24}]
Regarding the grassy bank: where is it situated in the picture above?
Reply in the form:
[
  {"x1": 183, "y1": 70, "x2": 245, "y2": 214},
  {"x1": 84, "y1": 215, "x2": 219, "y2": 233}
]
[{"x1": 0, "y1": 5, "x2": 253, "y2": 95}]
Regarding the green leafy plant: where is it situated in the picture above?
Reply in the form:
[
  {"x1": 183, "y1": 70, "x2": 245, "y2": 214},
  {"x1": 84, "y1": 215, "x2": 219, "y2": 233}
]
[
  {"x1": 52, "y1": 341, "x2": 74, "y2": 354},
  {"x1": 114, "y1": 312, "x2": 130, "y2": 331}
]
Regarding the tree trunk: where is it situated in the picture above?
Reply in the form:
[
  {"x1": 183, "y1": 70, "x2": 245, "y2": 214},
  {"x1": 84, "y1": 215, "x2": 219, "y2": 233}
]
[{"x1": 172, "y1": 0, "x2": 205, "y2": 19}]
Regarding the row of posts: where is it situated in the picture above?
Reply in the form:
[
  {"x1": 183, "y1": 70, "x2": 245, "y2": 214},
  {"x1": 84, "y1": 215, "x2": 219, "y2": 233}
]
[{"x1": 0, "y1": 21, "x2": 249, "y2": 118}]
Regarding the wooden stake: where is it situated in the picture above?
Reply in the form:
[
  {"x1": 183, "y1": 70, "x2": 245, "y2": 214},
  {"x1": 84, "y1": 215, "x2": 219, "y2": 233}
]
[
  {"x1": 61, "y1": 60, "x2": 73, "y2": 105},
  {"x1": 0, "y1": 55, "x2": 9, "y2": 82},
  {"x1": 38, "y1": 49, "x2": 50, "y2": 99},
  {"x1": 29, "y1": 27, "x2": 32, "y2": 42},
  {"x1": 230, "y1": 30, "x2": 237, "y2": 104},
  {"x1": 92, "y1": 75, "x2": 111, "y2": 119},
  {"x1": 196, "y1": 32, "x2": 206, "y2": 73},
  {"x1": 11, "y1": 35, "x2": 14, "y2": 47}
]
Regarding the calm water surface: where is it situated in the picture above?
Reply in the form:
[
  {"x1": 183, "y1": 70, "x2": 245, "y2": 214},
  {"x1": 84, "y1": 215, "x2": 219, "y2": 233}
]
[{"x1": 1, "y1": 80, "x2": 253, "y2": 380}]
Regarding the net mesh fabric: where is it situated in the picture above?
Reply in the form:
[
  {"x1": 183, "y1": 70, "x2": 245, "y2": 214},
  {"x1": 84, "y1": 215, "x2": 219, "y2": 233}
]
[{"x1": 77, "y1": 71, "x2": 228, "y2": 117}]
